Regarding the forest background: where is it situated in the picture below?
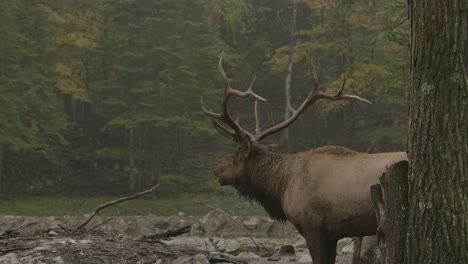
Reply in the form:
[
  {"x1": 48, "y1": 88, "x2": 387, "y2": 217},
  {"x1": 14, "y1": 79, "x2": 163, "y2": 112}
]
[{"x1": 0, "y1": 0, "x2": 408, "y2": 215}]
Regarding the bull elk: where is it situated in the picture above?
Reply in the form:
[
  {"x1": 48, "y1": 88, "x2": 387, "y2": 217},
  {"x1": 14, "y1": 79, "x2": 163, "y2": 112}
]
[{"x1": 201, "y1": 52, "x2": 407, "y2": 264}]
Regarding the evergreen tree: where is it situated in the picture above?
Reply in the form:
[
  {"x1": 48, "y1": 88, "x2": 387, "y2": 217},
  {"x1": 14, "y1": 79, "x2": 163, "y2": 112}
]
[
  {"x1": 0, "y1": 1, "x2": 65, "y2": 191},
  {"x1": 90, "y1": 0, "x2": 221, "y2": 190}
]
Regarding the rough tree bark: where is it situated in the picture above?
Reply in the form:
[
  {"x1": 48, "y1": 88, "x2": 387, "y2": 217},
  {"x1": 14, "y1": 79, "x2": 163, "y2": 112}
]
[
  {"x1": 370, "y1": 161, "x2": 409, "y2": 264},
  {"x1": 406, "y1": 1, "x2": 468, "y2": 263}
]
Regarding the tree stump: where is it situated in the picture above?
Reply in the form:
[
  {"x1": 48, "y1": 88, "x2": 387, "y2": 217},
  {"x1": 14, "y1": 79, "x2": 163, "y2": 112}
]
[{"x1": 370, "y1": 161, "x2": 409, "y2": 264}]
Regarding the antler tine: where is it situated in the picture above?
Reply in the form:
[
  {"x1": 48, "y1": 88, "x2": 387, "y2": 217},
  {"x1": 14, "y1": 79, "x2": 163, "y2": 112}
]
[
  {"x1": 212, "y1": 119, "x2": 236, "y2": 140},
  {"x1": 315, "y1": 75, "x2": 372, "y2": 104},
  {"x1": 246, "y1": 73, "x2": 268, "y2": 102},
  {"x1": 229, "y1": 74, "x2": 268, "y2": 102},
  {"x1": 201, "y1": 51, "x2": 267, "y2": 142},
  {"x1": 218, "y1": 50, "x2": 230, "y2": 89},
  {"x1": 219, "y1": 52, "x2": 267, "y2": 102},
  {"x1": 200, "y1": 97, "x2": 222, "y2": 119},
  {"x1": 252, "y1": 53, "x2": 371, "y2": 142},
  {"x1": 317, "y1": 75, "x2": 372, "y2": 104}
]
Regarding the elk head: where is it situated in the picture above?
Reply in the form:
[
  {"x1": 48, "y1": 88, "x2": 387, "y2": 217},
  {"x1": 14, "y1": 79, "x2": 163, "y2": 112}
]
[{"x1": 201, "y1": 51, "x2": 371, "y2": 186}]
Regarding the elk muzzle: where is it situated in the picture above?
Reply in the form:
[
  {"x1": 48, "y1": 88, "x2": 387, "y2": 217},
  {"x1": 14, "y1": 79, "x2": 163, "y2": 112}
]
[{"x1": 213, "y1": 163, "x2": 234, "y2": 186}]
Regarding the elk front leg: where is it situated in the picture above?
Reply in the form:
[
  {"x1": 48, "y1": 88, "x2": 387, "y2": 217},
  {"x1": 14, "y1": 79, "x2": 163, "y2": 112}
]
[{"x1": 305, "y1": 234, "x2": 338, "y2": 264}]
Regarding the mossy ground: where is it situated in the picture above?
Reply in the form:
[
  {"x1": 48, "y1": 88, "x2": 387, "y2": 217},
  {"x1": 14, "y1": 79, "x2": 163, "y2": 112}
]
[
  {"x1": 0, "y1": 192, "x2": 266, "y2": 216},
  {"x1": 0, "y1": 175, "x2": 266, "y2": 217}
]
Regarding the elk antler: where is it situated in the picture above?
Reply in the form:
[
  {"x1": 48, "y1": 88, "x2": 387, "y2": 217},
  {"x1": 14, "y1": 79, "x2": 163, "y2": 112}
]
[
  {"x1": 202, "y1": 51, "x2": 371, "y2": 143},
  {"x1": 201, "y1": 51, "x2": 267, "y2": 142},
  {"x1": 252, "y1": 52, "x2": 371, "y2": 141}
]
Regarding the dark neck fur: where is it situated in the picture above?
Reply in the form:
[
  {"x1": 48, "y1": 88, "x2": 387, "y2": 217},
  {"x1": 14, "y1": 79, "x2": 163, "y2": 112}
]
[{"x1": 233, "y1": 145, "x2": 289, "y2": 222}]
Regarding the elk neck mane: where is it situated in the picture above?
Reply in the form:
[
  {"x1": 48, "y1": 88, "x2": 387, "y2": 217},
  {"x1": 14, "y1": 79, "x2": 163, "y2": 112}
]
[
  {"x1": 232, "y1": 145, "x2": 357, "y2": 222},
  {"x1": 233, "y1": 144, "x2": 289, "y2": 222}
]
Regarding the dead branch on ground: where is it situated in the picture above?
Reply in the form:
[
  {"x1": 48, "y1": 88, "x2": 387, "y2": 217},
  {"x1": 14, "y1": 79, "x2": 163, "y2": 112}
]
[
  {"x1": 88, "y1": 218, "x2": 114, "y2": 233},
  {"x1": 71, "y1": 184, "x2": 159, "y2": 232},
  {"x1": 209, "y1": 252, "x2": 248, "y2": 264},
  {"x1": 0, "y1": 247, "x2": 34, "y2": 256},
  {"x1": 138, "y1": 225, "x2": 191, "y2": 242},
  {"x1": 57, "y1": 224, "x2": 73, "y2": 236},
  {"x1": 1, "y1": 221, "x2": 36, "y2": 238}
]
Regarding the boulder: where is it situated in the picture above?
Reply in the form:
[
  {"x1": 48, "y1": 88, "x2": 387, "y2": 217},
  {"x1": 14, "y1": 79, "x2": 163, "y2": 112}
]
[
  {"x1": 214, "y1": 238, "x2": 242, "y2": 254},
  {"x1": 201, "y1": 211, "x2": 226, "y2": 236},
  {"x1": 0, "y1": 253, "x2": 20, "y2": 264},
  {"x1": 191, "y1": 254, "x2": 210, "y2": 264},
  {"x1": 242, "y1": 217, "x2": 261, "y2": 230},
  {"x1": 298, "y1": 253, "x2": 312, "y2": 263}
]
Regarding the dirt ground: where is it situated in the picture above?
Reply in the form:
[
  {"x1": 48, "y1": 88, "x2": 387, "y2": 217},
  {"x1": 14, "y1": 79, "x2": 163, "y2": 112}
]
[
  {"x1": 1, "y1": 232, "x2": 198, "y2": 263},
  {"x1": 0, "y1": 231, "x2": 356, "y2": 264}
]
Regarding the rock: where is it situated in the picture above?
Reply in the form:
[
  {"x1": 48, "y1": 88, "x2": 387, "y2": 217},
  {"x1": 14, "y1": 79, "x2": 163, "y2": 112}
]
[
  {"x1": 52, "y1": 256, "x2": 65, "y2": 264},
  {"x1": 237, "y1": 252, "x2": 261, "y2": 261},
  {"x1": 337, "y1": 237, "x2": 354, "y2": 255},
  {"x1": 337, "y1": 237, "x2": 353, "y2": 248},
  {"x1": 0, "y1": 253, "x2": 20, "y2": 264},
  {"x1": 163, "y1": 237, "x2": 215, "y2": 252},
  {"x1": 214, "y1": 239, "x2": 241, "y2": 254},
  {"x1": 190, "y1": 222, "x2": 204, "y2": 236},
  {"x1": 290, "y1": 235, "x2": 307, "y2": 249},
  {"x1": 48, "y1": 230, "x2": 59, "y2": 236},
  {"x1": 278, "y1": 245, "x2": 295, "y2": 255},
  {"x1": 201, "y1": 211, "x2": 226, "y2": 236},
  {"x1": 289, "y1": 256, "x2": 298, "y2": 262},
  {"x1": 18, "y1": 255, "x2": 43, "y2": 264},
  {"x1": 191, "y1": 254, "x2": 209, "y2": 264},
  {"x1": 242, "y1": 217, "x2": 261, "y2": 230},
  {"x1": 178, "y1": 212, "x2": 186, "y2": 217},
  {"x1": 268, "y1": 244, "x2": 296, "y2": 261},
  {"x1": 267, "y1": 255, "x2": 281, "y2": 261},
  {"x1": 298, "y1": 253, "x2": 312, "y2": 263},
  {"x1": 172, "y1": 256, "x2": 192, "y2": 264},
  {"x1": 341, "y1": 245, "x2": 354, "y2": 254},
  {"x1": 209, "y1": 252, "x2": 248, "y2": 264}
]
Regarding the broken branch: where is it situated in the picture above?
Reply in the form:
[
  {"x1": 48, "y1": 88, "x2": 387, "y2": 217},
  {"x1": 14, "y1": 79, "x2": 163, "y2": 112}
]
[
  {"x1": 74, "y1": 184, "x2": 159, "y2": 231},
  {"x1": 138, "y1": 225, "x2": 191, "y2": 241}
]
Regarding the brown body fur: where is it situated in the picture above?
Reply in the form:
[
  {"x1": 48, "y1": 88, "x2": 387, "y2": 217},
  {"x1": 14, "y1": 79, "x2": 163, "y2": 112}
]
[{"x1": 219, "y1": 143, "x2": 407, "y2": 264}]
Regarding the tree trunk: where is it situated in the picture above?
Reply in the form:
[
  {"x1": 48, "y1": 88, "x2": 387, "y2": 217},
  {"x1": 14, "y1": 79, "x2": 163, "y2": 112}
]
[
  {"x1": 370, "y1": 161, "x2": 409, "y2": 264},
  {"x1": 406, "y1": 1, "x2": 468, "y2": 263},
  {"x1": 283, "y1": 0, "x2": 297, "y2": 154}
]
